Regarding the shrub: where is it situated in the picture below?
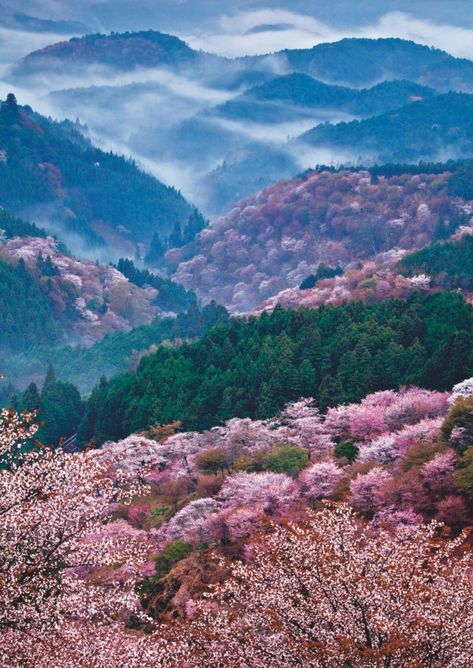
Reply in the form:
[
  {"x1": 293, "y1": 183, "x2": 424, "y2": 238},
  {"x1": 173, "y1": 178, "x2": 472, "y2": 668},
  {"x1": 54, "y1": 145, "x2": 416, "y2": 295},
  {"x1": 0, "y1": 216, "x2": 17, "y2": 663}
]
[{"x1": 262, "y1": 444, "x2": 308, "y2": 475}]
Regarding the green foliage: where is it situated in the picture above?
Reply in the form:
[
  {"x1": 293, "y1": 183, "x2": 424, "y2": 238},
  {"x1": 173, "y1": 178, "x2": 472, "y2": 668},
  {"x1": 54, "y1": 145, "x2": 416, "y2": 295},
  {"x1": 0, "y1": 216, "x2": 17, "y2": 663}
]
[
  {"x1": 455, "y1": 446, "x2": 473, "y2": 497},
  {"x1": 18, "y1": 365, "x2": 84, "y2": 446},
  {"x1": 80, "y1": 292, "x2": 473, "y2": 445},
  {"x1": 0, "y1": 258, "x2": 64, "y2": 353},
  {"x1": 400, "y1": 234, "x2": 473, "y2": 289},
  {"x1": 137, "y1": 540, "x2": 193, "y2": 597},
  {"x1": 153, "y1": 540, "x2": 194, "y2": 579},
  {"x1": 144, "y1": 209, "x2": 208, "y2": 264},
  {"x1": 9, "y1": 301, "x2": 229, "y2": 395},
  {"x1": 299, "y1": 264, "x2": 343, "y2": 290},
  {"x1": 334, "y1": 441, "x2": 359, "y2": 463},
  {"x1": 0, "y1": 209, "x2": 47, "y2": 239},
  {"x1": 448, "y1": 164, "x2": 473, "y2": 200},
  {"x1": 116, "y1": 258, "x2": 196, "y2": 312},
  {"x1": 302, "y1": 93, "x2": 473, "y2": 163},
  {"x1": 262, "y1": 444, "x2": 308, "y2": 475},
  {"x1": 441, "y1": 396, "x2": 473, "y2": 452}
]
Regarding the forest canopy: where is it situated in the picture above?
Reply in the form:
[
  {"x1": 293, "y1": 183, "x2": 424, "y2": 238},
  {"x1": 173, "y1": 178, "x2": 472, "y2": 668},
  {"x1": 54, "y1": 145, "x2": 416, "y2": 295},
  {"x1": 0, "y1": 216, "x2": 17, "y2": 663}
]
[{"x1": 79, "y1": 291, "x2": 473, "y2": 445}]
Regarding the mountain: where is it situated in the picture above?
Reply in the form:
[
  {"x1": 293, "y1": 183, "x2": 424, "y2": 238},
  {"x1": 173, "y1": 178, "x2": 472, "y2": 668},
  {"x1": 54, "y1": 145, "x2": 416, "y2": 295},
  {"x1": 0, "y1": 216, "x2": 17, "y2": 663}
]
[
  {"x1": 170, "y1": 165, "x2": 470, "y2": 312},
  {"x1": 253, "y1": 38, "x2": 473, "y2": 91},
  {"x1": 0, "y1": 234, "x2": 160, "y2": 352},
  {"x1": 299, "y1": 92, "x2": 473, "y2": 163},
  {"x1": 0, "y1": 95, "x2": 195, "y2": 258},
  {"x1": 214, "y1": 74, "x2": 435, "y2": 123},
  {"x1": 10, "y1": 30, "x2": 212, "y2": 78},
  {"x1": 16, "y1": 35, "x2": 473, "y2": 91},
  {"x1": 0, "y1": 208, "x2": 206, "y2": 391},
  {"x1": 14, "y1": 35, "x2": 473, "y2": 219}
]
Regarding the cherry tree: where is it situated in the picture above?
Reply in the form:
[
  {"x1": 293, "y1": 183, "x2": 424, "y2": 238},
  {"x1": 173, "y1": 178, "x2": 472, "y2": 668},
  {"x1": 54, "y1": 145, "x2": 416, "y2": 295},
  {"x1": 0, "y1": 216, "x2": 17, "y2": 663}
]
[
  {"x1": 449, "y1": 377, "x2": 473, "y2": 404},
  {"x1": 218, "y1": 471, "x2": 298, "y2": 516},
  {"x1": 182, "y1": 504, "x2": 473, "y2": 667},
  {"x1": 160, "y1": 497, "x2": 220, "y2": 546},
  {"x1": 277, "y1": 398, "x2": 334, "y2": 459},
  {"x1": 298, "y1": 460, "x2": 344, "y2": 501},
  {"x1": 0, "y1": 409, "x2": 164, "y2": 666},
  {"x1": 349, "y1": 466, "x2": 392, "y2": 515}
]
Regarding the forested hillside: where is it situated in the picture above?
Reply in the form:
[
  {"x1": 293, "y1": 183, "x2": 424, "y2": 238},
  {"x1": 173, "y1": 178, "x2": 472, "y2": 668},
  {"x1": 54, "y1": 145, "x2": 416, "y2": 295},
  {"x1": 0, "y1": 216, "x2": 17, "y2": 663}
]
[
  {"x1": 253, "y1": 226, "x2": 473, "y2": 314},
  {"x1": 171, "y1": 166, "x2": 470, "y2": 311},
  {"x1": 0, "y1": 212, "x2": 209, "y2": 390},
  {"x1": 7, "y1": 301, "x2": 229, "y2": 393},
  {"x1": 12, "y1": 30, "x2": 213, "y2": 77},
  {"x1": 215, "y1": 75, "x2": 435, "y2": 123},
  {"x1": 300, "y1": 92, "x2": 473, "y2": 163},
  {"x1": 262, "y1": 38, "x2": 473, "y2": 90},
  {"x1": 79, "y1": 291, "x2": 473, "y2": 444},
  {"x1": 400, "y1": 232, "x2": 473, "y2": 289},
  {"x1": 0, "y1": 94, "x2": 194, "y2": 257},
  {"x1": 17, "y1": 365, "x2": 84, "y2": 446}
]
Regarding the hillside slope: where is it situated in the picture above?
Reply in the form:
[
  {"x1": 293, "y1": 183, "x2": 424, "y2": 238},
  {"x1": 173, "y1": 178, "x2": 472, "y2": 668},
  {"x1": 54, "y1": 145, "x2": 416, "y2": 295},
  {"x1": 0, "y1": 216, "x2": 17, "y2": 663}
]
[
  {"x1": 254, "y1": 38, "x2": 473, "y2": 91},
  {"x1": 300, "y1": 92, "x2": 473, "y2": 163},
  {"x1": 79, "y1": 291, "x2": 473, "y2": 443},
  {"x1": 0, "y1": 95, "x2": 194, "y2": 258},
  {"x1": 215, "y1": 75, "x2": 435, "y2": 123},
  {"x1": 10, "y1": 30, "x2": 213, "y2": 78},
  {"x1": 170, "y1": 167, "x2": 470, "y2": 311}
]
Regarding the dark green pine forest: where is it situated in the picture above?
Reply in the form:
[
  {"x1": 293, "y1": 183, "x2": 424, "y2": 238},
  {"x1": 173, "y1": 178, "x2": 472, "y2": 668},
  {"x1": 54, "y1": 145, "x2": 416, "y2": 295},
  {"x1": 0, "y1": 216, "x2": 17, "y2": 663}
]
[
  {"x1": 78, "y1": 291, "x2": 473, "y2": 445},
  {"x1": 400, "y1": 234, "x2": 473, "y2": 289}
]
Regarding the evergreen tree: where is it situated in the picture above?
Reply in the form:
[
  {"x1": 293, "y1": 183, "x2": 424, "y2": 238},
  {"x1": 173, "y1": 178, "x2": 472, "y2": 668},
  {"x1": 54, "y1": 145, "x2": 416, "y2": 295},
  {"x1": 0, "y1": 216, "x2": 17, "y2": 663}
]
[
  {"x1": 182, "y1": 209, "x2": 207, "y2": 244},
  {"x1": 169, "y1": 222, "x2": 183, "y2": 248},
  {"x1": 145, "y1": 232, "x2": 167, "y2": 264},
  {"x1": 20, "y1": 383, "x2": 41, "y2": 413}
]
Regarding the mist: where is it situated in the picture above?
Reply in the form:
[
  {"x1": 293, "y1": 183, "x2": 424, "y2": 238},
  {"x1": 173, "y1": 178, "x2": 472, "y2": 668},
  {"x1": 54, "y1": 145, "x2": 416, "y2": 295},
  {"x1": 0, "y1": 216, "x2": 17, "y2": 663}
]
[{"x1": 3, "y1": 3, "x2": 473, "y2": 258}]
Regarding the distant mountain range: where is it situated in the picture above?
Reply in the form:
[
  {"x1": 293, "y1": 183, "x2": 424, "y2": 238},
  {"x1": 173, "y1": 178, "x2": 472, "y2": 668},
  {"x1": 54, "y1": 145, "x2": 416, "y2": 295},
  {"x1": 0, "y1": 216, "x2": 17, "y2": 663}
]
[
  {"x1": 214, "y1": 74, "x2": 435, "y2": 123},
  {"x1": 11, "y1": 32, "x2": 473, "y2": 216},
  {"x1": 13, "y1": 34, "x2": 473, "y2": 92},
  {"x1": 249, "y1": 38, "x2": 473, "y2": 91}
]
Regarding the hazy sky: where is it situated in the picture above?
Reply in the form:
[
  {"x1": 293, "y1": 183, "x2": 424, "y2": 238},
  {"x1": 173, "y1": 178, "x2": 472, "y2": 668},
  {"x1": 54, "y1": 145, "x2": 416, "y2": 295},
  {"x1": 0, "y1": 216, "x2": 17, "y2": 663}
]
[{"x1": 3, "y1": 1, "x2": 473, "y2": 61}]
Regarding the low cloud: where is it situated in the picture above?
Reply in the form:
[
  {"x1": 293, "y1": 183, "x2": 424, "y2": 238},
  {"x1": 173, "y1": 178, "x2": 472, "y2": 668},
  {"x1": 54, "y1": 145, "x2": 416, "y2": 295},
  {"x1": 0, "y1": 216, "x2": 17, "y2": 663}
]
[
  {"x1": 0, "y1": 25, "x2": 74, "y2": 71},
  {"x1": 182, "y1": 9, "x2": 343, "y2": 57}
]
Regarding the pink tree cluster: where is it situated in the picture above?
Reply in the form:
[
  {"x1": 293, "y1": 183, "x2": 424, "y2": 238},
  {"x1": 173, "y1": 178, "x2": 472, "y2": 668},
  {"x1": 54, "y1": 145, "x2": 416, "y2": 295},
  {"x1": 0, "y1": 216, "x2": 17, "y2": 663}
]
[
  {"x1": 358, "y1": 417, "x2": 443, "y2": 463},
  {"x1": 178, "y1": 504, "x2": 473, "y2": 667},
  {"x1": 254, "y1": 249, "x2": 433, "y2": 315},
  {"x1": 324, "y1": 387, "x2": 448, "y2": 442},
  {"x1": 172, "y1": 169, "x2": 455, "y2": 312},
  {"x1": 0, "y1": 409, "x2": 164, "y2": 666}
]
